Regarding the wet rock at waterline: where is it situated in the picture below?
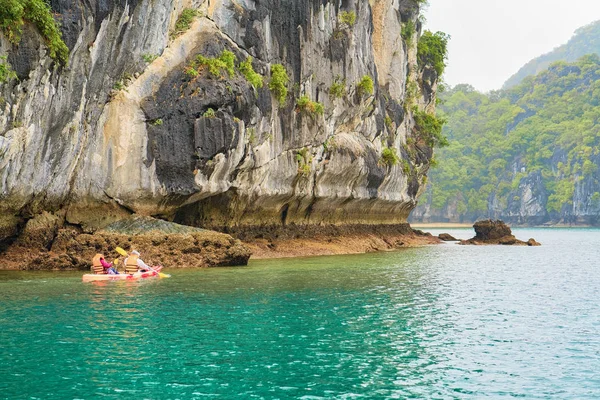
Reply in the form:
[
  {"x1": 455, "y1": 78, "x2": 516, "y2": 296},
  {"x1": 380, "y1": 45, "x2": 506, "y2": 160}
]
[
  {"x1": 0, "y1": 216, "x2": 251, "y2": 270},
  {"x1": 459, "y1": 220, "x2": 541, "y2": 246},
  {"x1": 438, "y1": 233, "x2": 458, "y2": 241}
]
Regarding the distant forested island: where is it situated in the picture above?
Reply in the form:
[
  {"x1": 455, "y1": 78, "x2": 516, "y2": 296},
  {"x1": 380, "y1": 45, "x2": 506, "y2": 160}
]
[
  {"x1": 413, "y1": 54, "x2": 600, "y2": 225},
  {"x1": 503, "y1": 20, "x2": 600, "y2": 89}
]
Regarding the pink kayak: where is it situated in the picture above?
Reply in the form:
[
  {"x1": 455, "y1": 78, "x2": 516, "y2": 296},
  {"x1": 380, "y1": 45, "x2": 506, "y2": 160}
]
[{"x1": 82, "y1": 266, "x2": 165, "y2": 282}]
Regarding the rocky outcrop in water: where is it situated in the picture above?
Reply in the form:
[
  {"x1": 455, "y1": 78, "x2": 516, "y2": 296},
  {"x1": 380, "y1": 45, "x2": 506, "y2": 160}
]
[
  {"x1": 438, "y1": 233, "x2": 457, "y2": 241},
  {"x1": 459, "y1": 220, "x2": 540, "y2": 246},
  {"x1": 0, "y1": 215, "x2": 250, "y2": 270},
  {"x1": 0, "y1": 0, "x2": 440, "y2": 267}
]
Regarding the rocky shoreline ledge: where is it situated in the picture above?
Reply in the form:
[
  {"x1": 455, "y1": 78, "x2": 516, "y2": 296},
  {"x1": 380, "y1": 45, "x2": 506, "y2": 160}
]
[
  {"x1": 0, "y1": 215, "x2": 540, "y2": 271},
  {"x1": 0, "y1": 214, "x2": 442, "y2": 270},
  {"x1": 0, "y1": 215, "x2": 251, "y2": 270},
  {"x1": 239, "y1": 224, "x2": 441, "y2": 259}
]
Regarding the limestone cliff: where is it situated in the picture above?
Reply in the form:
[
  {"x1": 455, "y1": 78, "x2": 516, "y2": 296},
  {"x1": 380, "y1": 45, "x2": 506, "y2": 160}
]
[{"x1": 0, "y1": 0, "x2": 440, "y2": 249}]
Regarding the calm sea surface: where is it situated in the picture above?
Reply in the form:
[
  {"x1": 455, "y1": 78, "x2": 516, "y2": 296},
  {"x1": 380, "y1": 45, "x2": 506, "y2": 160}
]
[{"x1": 1, "y1": 228, "x2": 599, "y2": 399}]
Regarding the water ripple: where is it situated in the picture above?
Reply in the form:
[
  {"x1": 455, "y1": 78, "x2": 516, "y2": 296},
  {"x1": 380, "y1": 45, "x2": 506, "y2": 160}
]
[{"x1": 1, "y1": 229, "x2": 600, "y2": 398}]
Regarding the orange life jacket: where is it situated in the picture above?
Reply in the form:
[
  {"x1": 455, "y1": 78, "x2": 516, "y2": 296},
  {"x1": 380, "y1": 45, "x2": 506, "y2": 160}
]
[
  {"x1": 91, "y1": 254, "x2": 104, "y2": 274},
  {"x1": 125, "y1": 254, "x2": 139, "y2": 274}
]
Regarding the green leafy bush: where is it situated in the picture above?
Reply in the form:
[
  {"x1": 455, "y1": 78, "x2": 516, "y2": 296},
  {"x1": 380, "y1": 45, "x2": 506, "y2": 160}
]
[
  {"x1": 417, "y1": 30, "x2": 450, "y2": 76},
  {"x1": 0, "y1": 56, "x2": 17, "y2": 83},
  {"x1": 192, "y1": 50, "x2": 237, "y2": 78},
  {"x1": 381, "y1": 147, "x2": 400, "y2": 166},
  {"x1": 413, "y1": 109, "x2": 448, "y2": 148},
  {"x1": 385, "y1": 115, "x2": 394, "y2": 130},
  {"x1": 401, "y1": 20, "x2": 415, "y2": 42},
  {"x1": 239, "y1": 56, "x2": 263, "y2": 88},
  {"x1": 339, "y1": 11, "x2": 356, "y2": 27},
  {"x1": 173, "y1": 8, "x2": 198, "y2": 36},
  {"x1": 296, "y1": 95, "x2": 324, "y2": 116},
  {"x1": 269, "y1": 64, "x2": 289, "y2": 106},
  {"x1": 0, "y1": 0, "x2": 69, "y2": 64},
  {"x1": 357, "y1": 75, "x2": 374, "y2": 97},
  {"x1": 142, "y1": 54, "x2": 158, "y2": 63},
  {"x1": 295, "y1": 147, "x2": 312, "y2": 176},
  {"x1": 203, "y1": 108, "x2": 216, "y2": 118},
  {"x1": 329, "y1": 80, "x2": 346, "y2": 99}
]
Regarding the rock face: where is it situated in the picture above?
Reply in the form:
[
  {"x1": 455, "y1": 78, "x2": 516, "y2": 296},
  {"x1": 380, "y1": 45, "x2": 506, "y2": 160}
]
[
  {"x1": 0, "y1": 215, "x2": 251, "y2": 270},
  {"x1": 460, "y1": 220, "x2": 540, "y2": 246},
  {"x1": 0, "y1": 0, "x2": 440, "y2": 265}
]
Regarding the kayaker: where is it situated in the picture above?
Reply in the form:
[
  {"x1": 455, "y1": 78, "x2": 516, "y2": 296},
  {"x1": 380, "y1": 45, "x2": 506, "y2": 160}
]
[
  {"x1": 103, "y1": 256, "x2": 119, "y2": 275},
  {"x1": 91, "y1": 254, "x2": 119, "y2": 274},
  {"x1": 124, "y1": 250, "x2": 153, "y2": 274}
]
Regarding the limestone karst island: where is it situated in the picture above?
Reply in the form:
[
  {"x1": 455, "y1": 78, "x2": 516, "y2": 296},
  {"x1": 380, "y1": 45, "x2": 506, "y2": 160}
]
[
  {"x1": 0, "y1": 0, "x2": 447, "y2": 269},
  {"x1": 3, "y1": 1, "x2": 600, "y2": 399}
]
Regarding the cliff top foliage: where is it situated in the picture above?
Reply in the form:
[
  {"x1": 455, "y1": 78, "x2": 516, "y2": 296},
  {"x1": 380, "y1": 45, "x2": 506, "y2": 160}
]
[
  {"x1": 417, "y1": 30, "x2": 449, "y2": 76},
  {"x1": 0, "y1": 0, "x2": 69, "y2": 64},
  {"x1": 422, "y1": 54, "x2": 600, "y2": 217},
  {"x1": 503, "y1": 20, "x2": 600, "y2": 89}
]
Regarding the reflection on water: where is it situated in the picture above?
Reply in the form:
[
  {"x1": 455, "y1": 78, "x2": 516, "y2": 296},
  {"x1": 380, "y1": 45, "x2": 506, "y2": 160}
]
[{"x1": 1, "y1": 229, "x2": 600, "y2": 398}]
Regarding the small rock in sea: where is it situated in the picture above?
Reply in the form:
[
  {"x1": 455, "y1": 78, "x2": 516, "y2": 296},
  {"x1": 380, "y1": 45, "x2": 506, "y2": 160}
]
[
  {"x1": 460, "y1": 219, "x2": 540, "y2": 246},
  {"x1": 438, "y1": 233, "x2": 458, "y2": 241}
]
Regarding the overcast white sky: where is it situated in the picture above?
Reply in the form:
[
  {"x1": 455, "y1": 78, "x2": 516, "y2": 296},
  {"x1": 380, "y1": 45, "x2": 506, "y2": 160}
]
[{"x1": 424, "y1": 0, "x2": 600, "y2": 92}]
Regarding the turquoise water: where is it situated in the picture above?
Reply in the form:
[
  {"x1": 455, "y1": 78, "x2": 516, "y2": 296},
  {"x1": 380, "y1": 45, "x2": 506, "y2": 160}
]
[{"x1": 1, "y1": 228, "x2": 599, "y2": 399}]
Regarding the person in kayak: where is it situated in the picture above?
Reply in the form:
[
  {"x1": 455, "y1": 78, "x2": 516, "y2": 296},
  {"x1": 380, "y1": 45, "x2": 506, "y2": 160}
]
[
  {"x1": 91, "y1": 254, "x2": 119, "y2": 274},
  {"x1": 124, "y1": 250, "x2": 153, "y2": 274}
]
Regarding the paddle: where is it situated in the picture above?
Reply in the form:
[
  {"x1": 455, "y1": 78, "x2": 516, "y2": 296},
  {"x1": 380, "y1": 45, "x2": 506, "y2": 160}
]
[{"x1": 115, "y1": 247, "x2": 171, "y2": 278}]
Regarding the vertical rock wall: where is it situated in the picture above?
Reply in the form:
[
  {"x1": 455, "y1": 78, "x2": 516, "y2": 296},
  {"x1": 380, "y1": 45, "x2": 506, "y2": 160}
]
[{"x1": 0, "y1": 0, "x2": 440, "y2": 240}]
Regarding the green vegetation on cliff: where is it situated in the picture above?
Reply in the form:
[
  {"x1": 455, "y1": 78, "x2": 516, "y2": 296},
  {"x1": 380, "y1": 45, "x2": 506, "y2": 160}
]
[
  {"x1": 269, "y1": 64, "x2": 289, "y2": 106},
  {"x1": 0, "y1": 56, "x2": 17, "y2": 83},
  {"x1": 172, "y1": 8, "x2": 200, "y2": 37},
  {"x1": 417, "y1": 30, "x2": 450, "y2": 76},
  {"x1": 296, "y1": 96, "x2": 324, "y2": 116},
  {"x1": 238, "y1": 56, "x2": 264, "y2": 89},
  {"x1": 357, "y1": 75, "x2": 374, "y2": 97},
  {"x1": 0, "y1": 0, "x2": 69, "y2": 64},
  {"x1": 422, "y1": 55, "x2": 600, "y2": 219}
]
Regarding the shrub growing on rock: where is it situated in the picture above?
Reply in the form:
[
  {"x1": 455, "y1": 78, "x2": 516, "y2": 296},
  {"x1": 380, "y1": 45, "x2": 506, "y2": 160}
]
[
  {"x1": 339, "y1": 11, "x2": 356, "y2": 27},
  {"x1": 203, "y1": 108, "x2": 216, "y2": 118},
  {"x1": 191, "y1": 50, "x2": 237, "y2": 78},
  {"x1": 329, "y1": 80, "x2": 346, "y2": 99},
  {"x1": 0, "y1": 56, "x2": 17, "y2": 83},
  {"x1": 269, "y1": 64, "x2": 289, "y2": 106},
  {"x1": 296, "y1": 95, "x2": 324, "y2": 116},
  {"x1": 357, "y1": 75, "x2": 374, "y2": 97},
  {"x1": 0, "y1": 0, "x2": 69, "y2": 64},
  {"x1": 417, "y1": 30, "x2": 450, "y2": 76},
  {"x1": 239, "y1": 56, "x2": 263, "y2": 89},
  {"x1": 381, "y1": 147, "x2": 399, "y2": 166},
  {"x1": 173, "y1": 8, "x2": 199, "y2": 36},
  {"x1": 413, "y1": 108, "x2": 448, "y2": 148}
]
